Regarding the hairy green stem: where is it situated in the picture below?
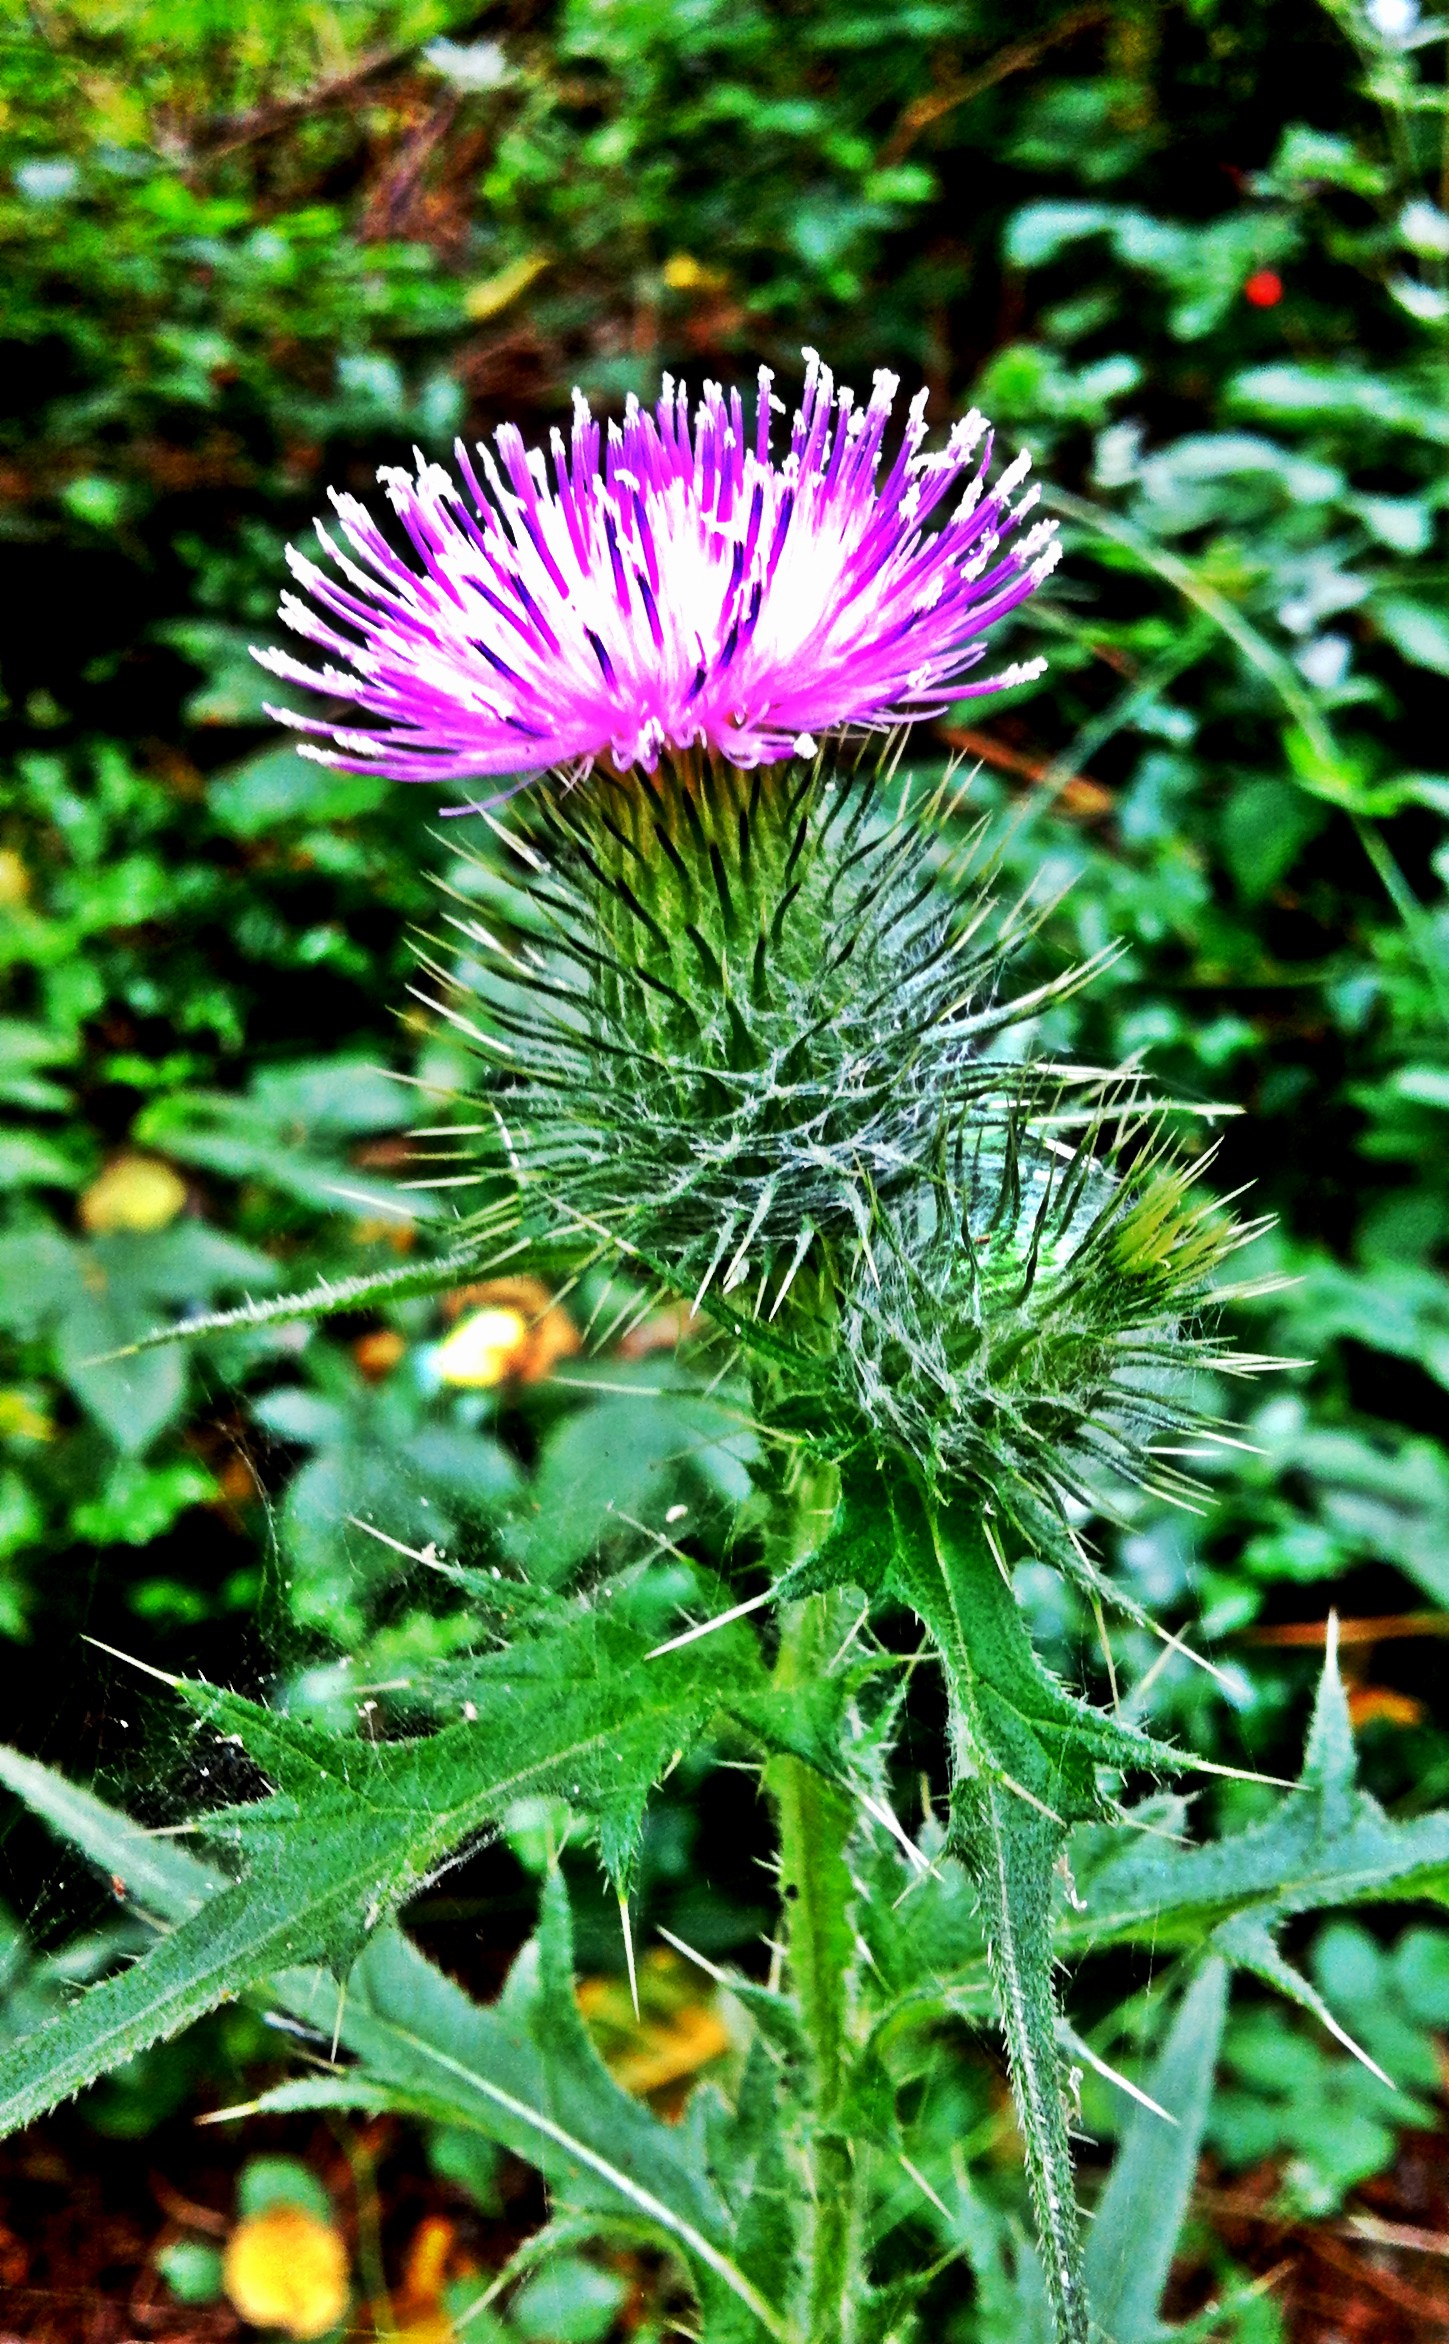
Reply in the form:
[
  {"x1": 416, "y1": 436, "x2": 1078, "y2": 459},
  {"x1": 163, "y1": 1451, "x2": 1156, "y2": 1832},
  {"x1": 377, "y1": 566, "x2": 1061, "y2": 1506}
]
[
  {"x1": 772, "y1": 1593, "x2": 858, "y2": 2344},
  {"x1": 886, "y1": 1475, "x2": 1090, "y2": 2344}
]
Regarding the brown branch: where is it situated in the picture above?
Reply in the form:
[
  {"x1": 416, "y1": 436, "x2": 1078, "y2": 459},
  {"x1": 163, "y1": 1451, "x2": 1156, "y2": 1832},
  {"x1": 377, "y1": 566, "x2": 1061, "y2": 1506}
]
[
  {"x1": 937, "y1": 723, "x2": 1112, "y2": 816},
  {"x1": 359, "y1": 92, "x2": 461, "y2": 244},
  {"x1": 878, "y1": 4, "x2": 1111, "y2": 167},
  {"x1": 1244, "y1": 1611, "x2": 1449, "y2": 1649},
  {"x1": 163, "y1": 43, "x2": 423, "y2": 165},
  {"x1": 1344, "y1": 2214, "x2": 1449, "y2": 2261}
]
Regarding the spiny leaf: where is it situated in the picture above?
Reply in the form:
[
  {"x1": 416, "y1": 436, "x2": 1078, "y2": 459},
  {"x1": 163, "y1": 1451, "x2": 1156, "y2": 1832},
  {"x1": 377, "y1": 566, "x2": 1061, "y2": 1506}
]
[
  {"x1": 880, "y1": 1472, "x2": 1161, "y2": 2344},
  {"x1": 0, "y1": 1608, "x2": 778, "y2": 2142},
  {"x1": 883, "y1": 1471, "x2": 1171, "y2": 1801},
  {"x1": 0, "y1": 1751, "x2": 792, "y2": 2343},
  {"x1": 318, "y1": 1886, "x2": 795, "y2": 2342},
  {"x1": 1207, "y1": 1913, "x2": 1391, "y2": 2083},
  {"x1": 1064, "y1": 1634, "x2": 1449, "y2": 1964}
]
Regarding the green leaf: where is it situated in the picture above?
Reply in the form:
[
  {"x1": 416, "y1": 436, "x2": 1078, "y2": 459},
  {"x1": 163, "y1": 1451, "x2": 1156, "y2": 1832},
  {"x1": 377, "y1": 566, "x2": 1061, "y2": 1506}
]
[
  {"x1": 1227, "y1": 365, "x2": 1449, "y2": 444},
  {"x1": 1083, "y1": 1961, "x2": 1228, "y2": 2344},
  {"x1": 1222, "y1": 778, "x2": 1327, "y2": 903},
  {"x1": 55, "y1": 1288, "x2": 186, "y2": 1453},
  {"x1": 511, "y1": 1385, "x2": 757, "y2": 1581},
  {"x1": 512, "y1": 2256, "x2": 626, "y2": 2343},
  {"x1": 156, "y1": 2240, "x2": 225, "y2": 2304},
  {"x1": 0, "y1": 1604, "x2": 773, "y2": 2141},
  {"x1": 1263, "y1": 1417, "x2": 1449, "y2": 1607},
  {"x1": 261, "y1": 1369, "x2": 520, "y2": 1637},
  {"x1": 1065, "y1": 1633, "x2": 1449, "y2": 1967},
  {"x1": 0, "y1": 1224, "x2": 281, "y2": 1453},
  {"x1": 69, "y1": 1456, "x2": 218, "y2": 1546},
  {"x1": 137, "y1": 1073, "x2": 446, "y2": 1223},
  {"x1": 1373, "y1": 594, "x2": 1449, "y2": 678},
  {"x1": 0, "y1": 1131, "x2": 82, "y2": 1189},
  {"x1": 69, "y1": 1231, "x2": 278, "y2": 1450},
  {"x1": 238, "y1": 2153, "x2": 336, "y2": 2224},
  {"x1": 101, "y1": 1239, "x2": 495, "y2": 1359},
  {"x1": 0, "y1": 1734, "x2": 792, "y2": 2340},
  {"x1": 0, "y1": 1742, "x2": 218, "y2": 1919},
  {"x1": 772, "y1": 1454, "x2": 893, "y2": 1604},
  {"x1": 0, "y1": 1018, "x2": 77, "y2": 1113},
  {"x1": 0, "y1": 1231, "x2": 79, "y2": 1338},
  {"x1": 289, "y1": 1889, "x2": 793, "y2": 2343},
  {"x1": 209, "y1": 747, "x2": 389, "y2": 837}
]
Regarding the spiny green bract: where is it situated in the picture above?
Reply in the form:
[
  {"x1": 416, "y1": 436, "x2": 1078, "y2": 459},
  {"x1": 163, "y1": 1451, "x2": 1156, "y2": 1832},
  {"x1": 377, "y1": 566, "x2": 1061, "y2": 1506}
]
[
  {"x1": 420, "y1": 750, "x2": 1267, "y2": 1575},
  {"x1": 419, "y1": 748, "x2": 1096, "y2": 1316}
]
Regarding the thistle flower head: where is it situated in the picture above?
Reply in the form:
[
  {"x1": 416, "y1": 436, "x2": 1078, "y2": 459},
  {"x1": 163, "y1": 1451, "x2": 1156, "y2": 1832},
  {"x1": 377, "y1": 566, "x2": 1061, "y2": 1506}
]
[{"x1": 258, "y1": 350, "x2": 1060, "y2": 792}]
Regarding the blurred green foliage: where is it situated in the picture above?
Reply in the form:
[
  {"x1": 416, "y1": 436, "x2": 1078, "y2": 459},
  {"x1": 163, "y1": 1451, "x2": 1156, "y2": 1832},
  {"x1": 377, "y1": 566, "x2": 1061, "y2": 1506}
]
[{"x1": 3, "y1": 0, "x2": 1449, "y2": 2314}]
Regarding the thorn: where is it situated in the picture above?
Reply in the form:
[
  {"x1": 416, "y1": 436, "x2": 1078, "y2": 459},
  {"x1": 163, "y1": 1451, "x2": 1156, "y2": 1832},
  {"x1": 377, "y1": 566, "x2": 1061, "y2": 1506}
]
[
  {"x1": 898, "y1": 2153, "x2": 954, "y2": 2222},
  {"x1": 1317, "y1": 2001, "x2": 1395, "y2": 2089},
  {"x1": 346, "y1": 1516, "x2": 446, "y2": 1570},
  {"x1": 82, "y1": 1636, "x2": 183, "y2": 1690},
  {"x1": 1058, "y1": 2026, "x2": 1177, "y2": 2125},
  {"x1": 656, "y1": 1924, "x2": 728, "y2": 1985},
  {"x1": 321, "y1": 1183, "x2": 420, "y2": 1221},
  {"x1": 647, "y1": 1587, "x2": 774, "y2": 1658},
  {"x1": 856, "y1": 1788, "x2": 932, "y2": 1874},
  {"x1": 1133, "y1": 1620, "x2": 1238, "y2": 1696},
  {"x1": 769, "y1": 1228, "x2": 811, "y2": 1322},
  {"x1": 990, "y1": 1766, "x2": 1065, "y2": 1828},
  {"x1": 619, "y1": 1892, "x2": 640, "y2": 2021},
  {"x1": 1179, "y1": 1754, "x2": 1301, "y2": 1791},
  {"x1": 1089, "y1": 1591, "x2": 1119, "y2": 1713}
]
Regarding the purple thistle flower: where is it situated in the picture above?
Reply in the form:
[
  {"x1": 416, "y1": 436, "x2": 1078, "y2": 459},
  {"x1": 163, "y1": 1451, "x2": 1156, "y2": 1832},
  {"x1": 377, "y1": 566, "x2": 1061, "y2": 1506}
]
[{"x1": 257, "y1": 349, "x2": 1060, "y2": 797}]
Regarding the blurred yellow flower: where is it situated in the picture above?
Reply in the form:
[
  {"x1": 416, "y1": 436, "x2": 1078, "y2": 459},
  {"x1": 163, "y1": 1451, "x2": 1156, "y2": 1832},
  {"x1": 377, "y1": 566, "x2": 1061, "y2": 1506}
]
[
  {"x1": 662, "y1": 253, "x2": 729, "y2": 293},
  {"x1": 435, "y1": 1305, "x2": 530, "y2": 1387},
  {"x1": 353, "y1": 1327, "x2": 408, "y2": 1380},
  {"x1": 80, "y1": 1153, "x2": 187, "y2": 1234},
  {"x1": 392, "y1": 2213, "x2": 466, "y2": 2344},
  {"x1": 436, "y1": 1277, "x2": 580, "y2": 1388},
  {"x1": 0, "y1": 849, "x2": 30, "y2": 906},
  {"x1": 223, "y1": 2204, "x2": 349, "y2": 2339}
]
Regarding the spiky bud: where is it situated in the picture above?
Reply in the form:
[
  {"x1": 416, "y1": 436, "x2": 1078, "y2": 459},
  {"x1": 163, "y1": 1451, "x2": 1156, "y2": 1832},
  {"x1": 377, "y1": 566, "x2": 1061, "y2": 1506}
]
[{"x1": 420, "y1": 749, "x2": 1262, "y2": 1583}]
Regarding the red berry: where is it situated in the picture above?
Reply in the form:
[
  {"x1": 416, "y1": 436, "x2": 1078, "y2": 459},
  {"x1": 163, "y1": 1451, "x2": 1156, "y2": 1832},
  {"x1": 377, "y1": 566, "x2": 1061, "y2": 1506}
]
[{"x1": 1244, "y1": 269, "x2": 1284, "y2": 309}]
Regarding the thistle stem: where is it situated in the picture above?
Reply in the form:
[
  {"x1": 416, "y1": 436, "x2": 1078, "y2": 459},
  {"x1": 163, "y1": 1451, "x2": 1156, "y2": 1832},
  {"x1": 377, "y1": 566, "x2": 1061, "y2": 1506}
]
[
  {"x1": 771, "y1": 1593, "x2": 858, "y2": 2344},
  {"x1": 761, "y1": 1450, "x2": 859, "y2": 2344}
]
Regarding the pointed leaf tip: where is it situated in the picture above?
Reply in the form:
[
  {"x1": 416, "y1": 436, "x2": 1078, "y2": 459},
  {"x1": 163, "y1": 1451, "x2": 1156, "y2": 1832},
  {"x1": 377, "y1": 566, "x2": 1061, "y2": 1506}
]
[{"x1": 1300, "y1": 1607, "x2": 1358, "y2": 1814}]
